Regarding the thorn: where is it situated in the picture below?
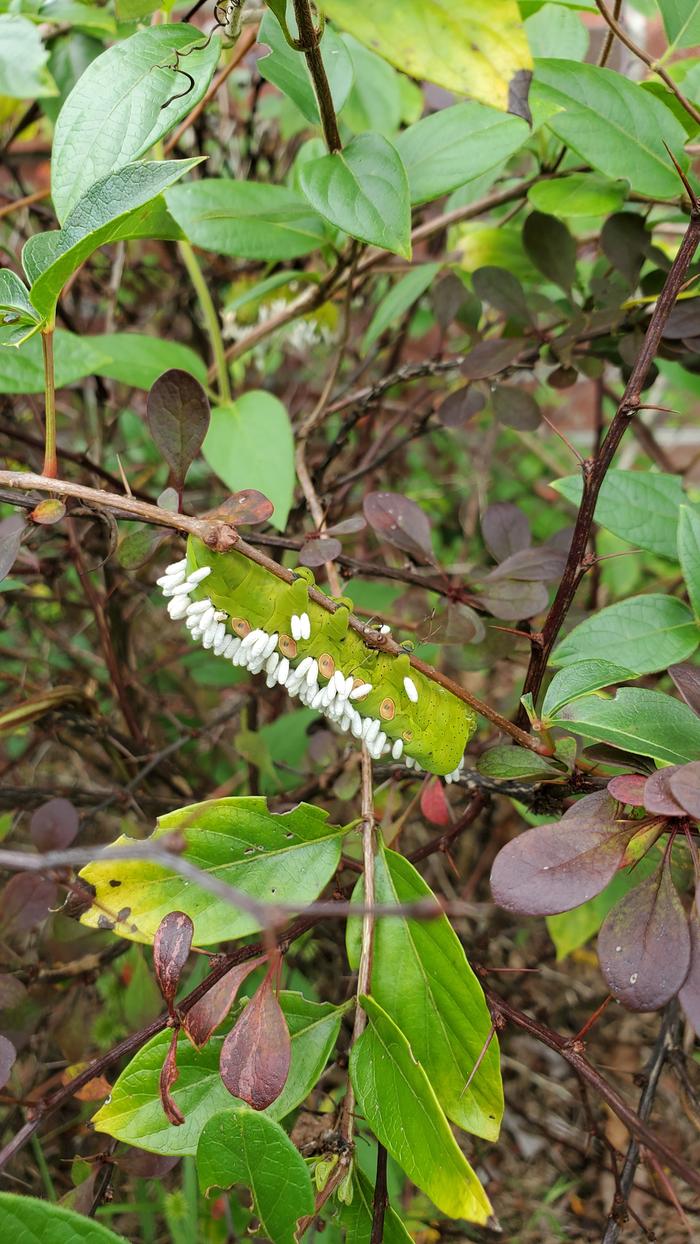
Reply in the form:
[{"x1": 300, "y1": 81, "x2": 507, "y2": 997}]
[{"x1": 662, "y1": 140, "x2": 700, "y2": 213}]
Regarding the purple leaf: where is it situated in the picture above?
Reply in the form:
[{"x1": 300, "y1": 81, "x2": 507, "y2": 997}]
[
  {"x1": 597, "y1": 862, "x2": 691, "y2": 1011},
  {"x1": 431, "y1": 272, "x2": 469, "y2": 329},
  {"x1": 183, "y1": 955, "x2": 266, "y2": 1049},
  {"x1": 210, "y1": 489, "x2": 274, "y2": 526},
  {"x1": 0, "y1": 874, "x2": 58, "y2": 935},
  {"x1": 679, "y1": 909, "x2": 700, "y2": 1035},
  {"x1": 0, "y1": 514, "x2": 25, "y2": 583},
  {"x1": 30, "y1": 798, "x2": 79, "y2": 851},
  {"x1": 490, "y1": 795, "x2": 634, "y2": 916},
  {"x1": 489, "y1": 546, "x2": 567, "y2": 583},
  {"x1": 492, "y1": 385, "x2": 541, "y2": 430},
  {"x1": 461, "y1": 337, "x2": 525, "y2": 380},
  {"x1": 220, "y1": 973, "x2": 291, "y2": 1110},
  {"x1": 298, "y1": 537, "x2": 343, "y2": 568},
  {"x1": 114, "y1": 1150, "x2": 180, "y2": 1178},
  {"x1": 662, "y1": 300, "x2": 700, "y2": 339},
  {"x1": 326, "y1": 515, "x2": 366, "y2": 536},
  {"x1": 437, "y1": 385, "x2": 485, "y2": 429},
  {"x1": 153, "y1": 912, "x2": 194, "y2": 1011},
  {"x1": 481, "y1": 503, "x2": 531, "y2": 562},
  {"x1": 524, "y1": 211, "x2": 576, "y2": 291},
  {"x1": 643, "y1": 767, "x2": 687, "y2": 818},
  {"x1": 363, "y1": 491, "x2": 435, "y2": 564},
  {"x1": 607, "y1": 774, "x2": 647, "y2": 807},
  {"x1": 0, "y1": 975, "x2": 27, "y2": 1010},
  {"x1": 0, "y1": 1036, "x2": 16, "y2": 1090},
  {"x1": 668, "y1": 761, "x2": 700, "y2": 819},
  {"x1": 477, "y1": 575, "x2": 548, "y2": 620},
  {"x1": 669, "y1": 663, "x2": 700, "y2": 716},
  {"x1": 146, "y1": 369, "x2": 210, "y2": 491},
  {"x1": 472, "y1": 266, "x2": 529, "y2": 321},
  {"x1": 160, "y1": 1028, "x2": 185, "y2": 1126}
]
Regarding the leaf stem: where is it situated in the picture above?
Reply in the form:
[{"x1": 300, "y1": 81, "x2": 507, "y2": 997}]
[
  {"x1": 291, "y1": 0, "x2": 342, "y2": 153},
  {"x1": 178, "y1": 241, "x2": 231, "y2": 404},
  {"x1": 41, "y1": 325, "x2": 57, "y2": 479}
]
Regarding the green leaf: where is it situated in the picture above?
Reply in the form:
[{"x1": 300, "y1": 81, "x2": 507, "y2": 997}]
[
  {"x1": 24, "y1": 160, "x2": 197, "y2": 323},
  {"x1": 165, "y1": 179, "x2": 328, "y2": 261},
  {"x1": 546, "y1": 854, "x2": 658, "y2": 960},
  {"x1": 477, "y1": 745, "x2": 563, "y2": 780},
  {"x1": 395, "y1": 102, "x2": 528, "y2": 205},
  {"x1": 679, "y1": 505, "x2": 700, "y2": 620},
  {"x1": 51, "y1": 24, "x2": 219, "y2": 222},
  {"x1": 347, "y1": 845, "x2": 502, "y2": 1140},
  {"x1": 527, "y1": 172, "x2": 626, "y2": 217},
  {"x1": 0, "y1": 270, "x2": 40, "y2": 324},
  {"x1": 341, "y1": 34, "x2": 402, "y2": 137},
  {"x1": 197, "y1": 1108, "x2": 314, "y2": 1241},
  {"x1": 0, "y1": 329, "x2": 108, "y2": 394},
  {"x1": 319, "y1": 0, "x2": 533, "y2": 115},
  {"x1": 553, "y1": 687, "x2": 700, "y2": 766},
  {"x1": 350, "y1": 996, "x2": 492, "y2": 1223},
  {"x1": 0, "y1": 15, "x2": 57, "y2": 98},
  {"x1": 0, "y1": 1193, "x2": 127, "y2": 1242},
  {"x1": 88, "y1": 333, "x2": 207, "y2": 388},
  {"x1": 552, "y1": 594, "x2": 698, "y2": 675},
  {"x1": 541, "y1": 660, "x2": 637, "y2": 721},
  {"x1": 552, "y1": 469, "x2": 685, "y2": 560},
  {"x1": 258, "y1": 9, "x2": 353, "y2": 124},
  {"x1": 202, "y1": 392, "x2": 295, "y2": 532},
  {"x1": 659, "y1": 0, "x2": 700, "y2": 51},
  {"x1": 78, "y1": 797, "x2": 345, "y2": 945},
  {"x1": 524, "y1": 2, "x2": 589, "y2": 58},
  {"x1": 363, "y1": 264, "x2": 440, "y2": 351},
  {"x1": 299, "y1": 133, "x2": 412, "y2": 258},
  {"x1": 532, "y1": 60, "x2": 689, "y2": 198},
  {"x1": 92, "y1": 993, "x2": 343, "y2": 1155},
  {"x1": 336, "y1": 1167, "x2": 413, "y2": 1243}
]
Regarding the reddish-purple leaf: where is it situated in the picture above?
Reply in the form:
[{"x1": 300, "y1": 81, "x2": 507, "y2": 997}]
[
  {"x1": 160, "y1": 1028, "x2": 185, "y2": 1126},
  {"x1": 220, "y1": 974, "x2": 291, "y2": 1110},
  {"x1": 326, "y1": 515, "x2": 366, "y2": 536},
  {"x1": 461, "y1": 338, "x2": 524, "y2": 380},
  {"x1": 211, "y1": 489, "x2": 274, "y2": 526},
  {"x1": 442, "y1": 602, "x2": 486, "y2": 645},
  {"x1": 432, "y1": 272, "x2": 469, "y2": 329},
  {"x1": 679, "y1": 909, "x2": 700, "y2": 1035},
  {"x1": 183, "y1": 955, "x2": 266, "y2": 1049},
  {"x1": 669, "y1": 663, "x2": 700, "y2": 717},
  {"x1": 0, "y1": 514, "x2": 25, "y2": 583},
  {"x1": 597, "y1": 862, "x2": 691, "y2": 1011},
  {"x1": 524, "y1": 210, "x2": 576, "y2": 291},
  {"x1": 30, "y1": 797, "x2": 79, "y2": 851},
  {"x1": 115, "y1": 1150, "x2": 180, "y2": 1177},
  {"x1": 662, "y1": 299, "x2": 700, "y2": 339},
  {"x1": 146, "y1": 369, "x2": 210, "y2": 491},
  {"x1": 481, "y1": 503, "x2": 531, "y2": 562},
  {"x1": 668, "y1": 762, "x2": 700, "y2": 819},
  {"x1": 0, "y1": 1035, "x2": 16, "y2": 1090},
  {"x1": 643, "y1": 767, "x2": 687, "y2": 818},
  {"x1": 477, "y1": 575, "x2": 548, "y2": 621},
  {"x1": 0, "y1": 975, "x2": 27, "y2": 1010},
  {"x1": 608, "y1": 774, "x2": 647, "y2": 807},
  {"x1": 548, "y1": 365, "x2": 579, "y2": 389},
  {"x1": 154, "y1": 912, "x2": 194, "y2": 1010},
  {"x1": 298, "y1": 537, "x2": 342, "y2": 568},
  {"x1": 490, "y1": 798, "x2": 635, "y2": 916},
  {"x1": 489, "y1": 546, "x2": 567, "y2": 583},
  {"x1": 472, "y1": 266, "x2": 529, "y2": 321},
  {"x1": 363, "y1": 492, "x2": 434, "y2": 564},
  {"x1": 492, "y1": 385, "x2": 541, "y2": 431},
  {"x1": 437, "y1": 385, "x2": 485, "y2": 429},
  {"x1": 420, "y1": 778, "x2": 451, "y2": 826},
  {"x1": 0, "y1": 874, "x2": 58, "y2": 935}
]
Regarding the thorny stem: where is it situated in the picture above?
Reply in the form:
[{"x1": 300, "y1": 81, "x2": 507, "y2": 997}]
[
  {"x1": 178, "y1": 241, "x2": 232, "y2": 403},
  {"x1": 0, "y1": 470, "x2": 550, "y2": 754},
  {"x1": 518, "y1": 204, "x2": 700, "y2": 722},
  {"x1": 40, "y1": 326, "x2": 57, "y2": 478},
  {"x1": 291, "y1": 0, "x2": 342, "y2": 153}
]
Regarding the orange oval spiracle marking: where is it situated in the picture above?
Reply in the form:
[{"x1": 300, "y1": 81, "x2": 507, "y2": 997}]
[
  {"x1": 231, "y1": 617, "x2": 251, "y2": 637},
  {"x1": 318, "y1": 652, "x2": 335, "y2": 680},
  {"x1": 279, "y1": 634, "x2": 298, "y2": 659},
  {"x1": 380, "y1": 697, "x2": 395, "y2": 721},
  {"x1": 402, "y1": 729, "x2": 414, "y2": 743}
]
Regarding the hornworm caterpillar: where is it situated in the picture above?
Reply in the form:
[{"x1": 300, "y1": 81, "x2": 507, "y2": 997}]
[{"x1": 157, "y1": 536, "x2": 477, "y2": 777}]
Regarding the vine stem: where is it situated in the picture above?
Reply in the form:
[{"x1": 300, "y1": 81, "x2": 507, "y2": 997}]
[
  {"x1": 291, "y1": 0, "x2": 342, "y2": 153},
  {"x1": 40, "y1": 326, "x2": 57, "y2": 478},
  {"x1": 517, "y1": 201, "x2": 700, "y2": 722},
  {"x1": 0, "y1": 470, "x2": 550, "y2": 753},
  {"x1": 178, "y1": 241, "x2": 231, "y2": 403}
]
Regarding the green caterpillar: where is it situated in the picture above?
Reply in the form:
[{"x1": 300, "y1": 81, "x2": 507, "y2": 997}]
[{"x1": 157, "y1": 536, "x2": 476, "y2": 777}]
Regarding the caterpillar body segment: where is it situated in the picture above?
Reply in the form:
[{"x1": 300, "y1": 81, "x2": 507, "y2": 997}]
[{"x1": 157, "y1": 536, "x2": 476, "y2": 777}]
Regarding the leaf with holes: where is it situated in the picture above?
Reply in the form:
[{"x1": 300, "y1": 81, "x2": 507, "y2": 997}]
[
  {"x1": 597, "y1": 862, "x2": 691, "y2": 1010},
  {"x1": 363, "y1": 491, "x2": 434, "y2": 564},
  {"x1": 299, "y1": 134, "x2": 411, "y2": 259},
  {"x1": 541, "y1": 660, "x2": 636, "y2": 722},
  {"x1": 147, "y1": 369, "x2": 210, "y2": 492}
]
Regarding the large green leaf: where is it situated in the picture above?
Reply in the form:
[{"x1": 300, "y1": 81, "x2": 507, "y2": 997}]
[
  {"x1": 202, "y1": 392, "x2": 295, "y2": 532},
  {"x1": 299, "y1": 133, "x2": 411, "y2": 258},
  {"x1": 532, "y1": 60, "x2": 689, "y2": 198},
  {"x1": 524, "y1": 2, "x2": 589, "y2": 58},
  {"x1": 679, "y1": 505, "x2": 700, "y2": 620},
  {"x1": 350, "y1": 997, "x2": 492, "y2": 1223},
  {"x1": 23, "y1": 160, "x2": 196, "y2": 323},
  {"x1": 348, "y1": 845, "x2": 501, "y2": 1139},
  {"x1": 552, "y1": 469, "x2": 685, "y2": 560},
  {"x1": 258, "y1": 9, "x2": 353, "y2": 124},
  {"x1": 0, "y1": 1194, "x2": 127, "y2": 1242},
  {"x1": 659, "y1": 0, "x2": 700, "y2": 50},
  {"x1": 165, "y1": 179, "x2": 328, "y2": 261},
  {"x1": 319, "y1": 0, "x2": 533, "y2": 114},
  {"x1": 341, "y1": 34, "x2": 403, "y2": 137},
  {"x1": 197, "y1": 1108, "x2": 314, "y2": 1242},
  {"x1": 553, "y1": 688, "x2": 700, "y2": 766},
  {"x1": 78, "y1": 797, "x2": 345, "y2": 945},
  {"x1": 51, "y1": 24, "x2": 219, "y2": 222},
  {"x1": 0, "y1": 329, "x2": 109, "y2": 393},
  {"x1": 541, "y1": 659, "x2": 636, "y2": 721},
  {"x1": 552, "y1": 594, "x2": 698, "y2": 674},
  {"x1": 0, "y1": 15, "x2": 57, "y2": 98},
  {"x1": 395, "y1": 102, "x2": 528, "y2": 204},
  {"x1": 89, "y1": 333, "x2": 207, "y2": 388},
  {"x1": 527, "y1": 172, "x2": 626, "y2": 217},
  {"x1": 92, "y1": 993, "x2": 343, "y2": 1155}
]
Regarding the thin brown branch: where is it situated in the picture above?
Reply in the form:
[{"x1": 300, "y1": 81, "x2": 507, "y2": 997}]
[
  {"x1": 291, "y1": 0, "x2": 342, "y2": 153},
  {"x1": 595, "y1": 0, "x2": 700, "y2": 127}
]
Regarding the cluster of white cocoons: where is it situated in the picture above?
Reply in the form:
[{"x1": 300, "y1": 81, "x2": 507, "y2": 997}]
[{"x1": 157, "y1": 559, "x2": 465, "y2": 781}]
